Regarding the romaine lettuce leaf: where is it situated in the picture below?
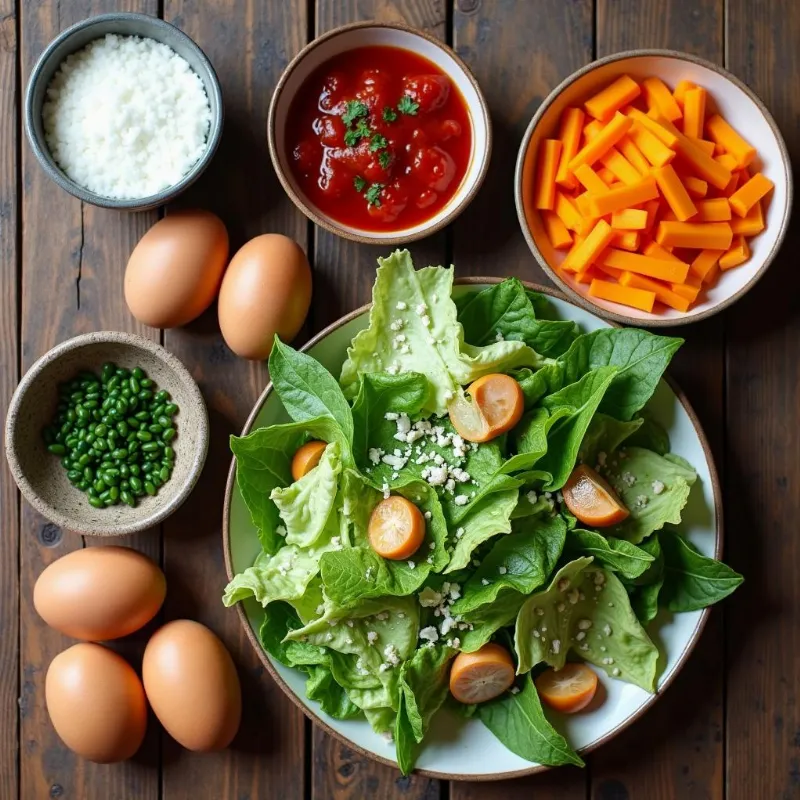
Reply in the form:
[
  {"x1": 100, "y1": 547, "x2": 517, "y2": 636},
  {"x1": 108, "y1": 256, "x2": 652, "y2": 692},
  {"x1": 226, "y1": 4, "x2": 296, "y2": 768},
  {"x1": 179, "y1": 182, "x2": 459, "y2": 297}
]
[
  {"x1": 559, "y1": 328, "x2": 683, "y2": 421},
  {"x1": 606, "y1": 448, "x2": 697, "y2": 543},
  {"x1": 394, "y1": 645, "x2": 456, "y2": 775},
  {"x1": 269, "y1": 338, "x2": 354, "y2": 449},
  {"x1": 454, "y1": 515, "x2": 566, "y2": 613},
  {"x1": 339, "y1": 251, "x2": 543, "y2": 414},
  {"x1": 514, "y1": 558, "x2": 659, "y2": 691},
  {"x1": 231, "y1": 416, "x2": 345, "y2": 553},
  {"x1": 660, "y1": 529, "x2": 743, "y2": 611},
  {"x1": 476, "y1": 675, "x2": 584, "y2": 767},
  {"x1": 271, "y1": 441, "x2": 341, "y2": 548}
]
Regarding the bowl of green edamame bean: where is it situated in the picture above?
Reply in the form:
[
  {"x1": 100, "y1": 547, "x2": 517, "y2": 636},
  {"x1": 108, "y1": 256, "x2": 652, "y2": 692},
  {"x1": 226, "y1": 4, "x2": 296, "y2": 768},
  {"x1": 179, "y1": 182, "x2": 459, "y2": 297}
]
[{"x1": 5, "y1": 331, "x2": 209, "y2": 536}]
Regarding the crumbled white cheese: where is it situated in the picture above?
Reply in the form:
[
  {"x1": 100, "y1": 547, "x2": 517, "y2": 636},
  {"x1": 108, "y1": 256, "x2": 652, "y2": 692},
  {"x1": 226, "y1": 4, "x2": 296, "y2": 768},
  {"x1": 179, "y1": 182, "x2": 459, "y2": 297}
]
[
  {"x1": 577, "y1": 619, "x2": 592, "y2": 630},
  {"x1": 498, "y1": 566, "x2": 508, "y2": 575},
  {"x1": 419, "y1": 626, "x2": 439, "y2": 643},
  {"x1": 367, "y1": 631, "x2": 378, "y2": 645},
  {"x1": 418, "y1": 587, "x2": 443, "y2": 608},
  {"x1": 396, "y1": 301, "x2": 407, "y2": 311},
  {"x1": 652, "y1": 480, "x2": 665, "y2": 495}
]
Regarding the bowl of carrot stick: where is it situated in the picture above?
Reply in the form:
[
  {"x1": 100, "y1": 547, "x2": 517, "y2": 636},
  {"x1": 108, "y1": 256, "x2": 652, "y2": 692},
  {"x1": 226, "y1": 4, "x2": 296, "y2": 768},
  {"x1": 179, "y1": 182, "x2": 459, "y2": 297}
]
[{"x1": 515, "y1": 50, "x2": 792, "y2": 326}]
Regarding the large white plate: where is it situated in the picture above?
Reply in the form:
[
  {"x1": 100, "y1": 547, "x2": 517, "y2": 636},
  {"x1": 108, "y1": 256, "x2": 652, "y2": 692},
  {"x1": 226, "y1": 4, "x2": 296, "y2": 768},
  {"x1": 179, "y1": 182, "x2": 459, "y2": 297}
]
[{"x1": 222, "y1": 280, "x2": 721, "y2": 780}]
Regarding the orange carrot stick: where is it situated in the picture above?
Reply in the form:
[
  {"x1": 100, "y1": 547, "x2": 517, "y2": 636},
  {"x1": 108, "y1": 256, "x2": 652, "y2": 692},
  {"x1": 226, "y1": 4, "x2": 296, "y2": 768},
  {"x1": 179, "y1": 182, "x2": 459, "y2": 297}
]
[
  {"x1": 673, "y1": 79, "x2": 696, "y2": 109},
  {"x1": 656, "y1": 221, "x2": 733, "y2": 250},
  {"x1": 589, "y1": 278, "x2": 656, "y2": 312},
  {"x1": 568, "y1": 112, "x2": 633, "y2": 172},
  {"x1": 642, "y1": 240, "x2": 685, "y2": 263},
  {"x1": 600, "y1": 147, "x2": 644, "y2": 185},
  {"x1": 653, "y1": 164, "x2": 698, "y2": 221},
  {"x1": 719, "y1": 236, "x2": 751, "y2": 270},
  {"x1": 555, "y1": 107, "x2": 585, "y2": 189},
  {"x1": 642, "y1": 77, "x2": 683, "y2": 121},
  {"x1": 554, "y1": 191, "x2": 590, "y2": 236},
  {"x1": 693, "y1": 139, "x2": 716, "y2": 156},
  {"x1": 643, "y1": 199, "x2": 661, "y2": 231},
  {"x1": 729, "y1": 172, "x2": 774, "y2": 217},
  {"x1": 534, "y1": 139, "x2": 563, "y2": 210},
  {"x1": 563, "y1": 219, "x2": 616, "y2": 272},
  {"x1": 730, "y1": 200, "x2": 765, "y2": 236},
  {"x1": 682, "y1": 175, "x2": 708, "y2": 198},
  {"x1": 690, "y1": 249, "x2": 723, "y2": 282},
  {"x1": 584, "y1": 75, "x2": 642, "y2": 122},
  {"x1": 573, "y1": 163, "x2": 609, "y2": 194},
  {"x1": 611, "y1": 208, "x2": 648, "y2": 230},
  {"x1": 587, "y1": 175, "x2": 660, "y2": 217},
  {"x1": 655, "y1": 115, "x2": 732, "y2": 189},
  {"x1": 669, "y1": 281, "x2": 702, "y2": 302},
  {"x1": 542, "y1": 211, "x2": 573, "y2": 250},
  {"x1": 619, "y1": 271, "x2": 692, "y2": 312},
  {"x1": 695, "y1": 198, "x2": 732, "y2": 222},
  {"x1": 603, "y1": 248, "x2": 689, "y2": 282},
  {"x1": 706, "y1": 115, "x2": 757, "y2": 168},
  {"x1": 618, "y1": 136, "x2": 651, "y2": 175},
  {"x1": 597, "y1": 165, "x2": 617, "y2": 185},
  {"x1": 625, "y1": 108, "x2": 680, "y2": 148},
  {"x1": 613, "y1": 230, "x2": 641, "y2": 251},
  {"x1": 628, "y1": 122, "x2": 677, "y2": 167}
]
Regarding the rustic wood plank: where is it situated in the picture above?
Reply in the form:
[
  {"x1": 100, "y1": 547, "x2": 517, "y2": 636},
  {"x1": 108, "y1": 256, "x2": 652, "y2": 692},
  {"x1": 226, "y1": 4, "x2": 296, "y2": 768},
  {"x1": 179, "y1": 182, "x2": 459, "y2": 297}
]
[
  {"x1": 451, "y1": 0, "x2": 590, "y2": 797},
  {"x1": 724, "y1": 2, "x2": 800, "y2": 798},
  {"x1": 159, "y1": 1, "x2": 308, "y2": 799},
  {"x1": 18, "y1": 1, "x2": 161, "y2": 798},
  {"x1": 0, "y1": 0, "x2": 19, "y2": 796},
  {"x1": 590, "y1": 3, "x2": 726, "y2": 799},
  {"x1": 311, "y1": 1, "x2": 447, "y2": 797}
]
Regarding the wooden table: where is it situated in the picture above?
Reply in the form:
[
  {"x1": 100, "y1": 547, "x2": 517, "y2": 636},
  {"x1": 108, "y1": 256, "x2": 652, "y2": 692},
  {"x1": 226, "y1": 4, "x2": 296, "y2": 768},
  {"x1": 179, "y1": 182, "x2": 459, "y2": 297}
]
[{"x1": 2, "y1": 0, "x2": 799, "y2": 798}]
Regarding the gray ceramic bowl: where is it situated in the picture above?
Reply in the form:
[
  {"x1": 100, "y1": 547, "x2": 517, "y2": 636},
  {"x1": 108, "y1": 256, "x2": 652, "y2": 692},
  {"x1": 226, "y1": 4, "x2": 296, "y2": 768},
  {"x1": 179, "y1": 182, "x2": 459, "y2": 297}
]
[
  {"x1": 5, "y1": 332, "x2": 209, "y2": 536},
  {"x1": 25, "y1": 12, "x2": 224, "y2": 211}
]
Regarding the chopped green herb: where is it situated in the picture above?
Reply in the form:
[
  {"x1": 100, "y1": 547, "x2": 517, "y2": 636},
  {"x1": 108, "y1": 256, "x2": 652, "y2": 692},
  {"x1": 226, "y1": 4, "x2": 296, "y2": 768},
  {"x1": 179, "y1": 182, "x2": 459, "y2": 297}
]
[
  {"x1": 369, "y1": 133, "x2": 388, "y2": 153},
  {"x1": 365, "y1": 183, "x2": 384, "y2": 207},
  {"x1": 378, "y1": 150, "x2": 392, "y2": 170},
  {"x1": 382, "y1": 106, "x2": 398, "y2": 123},
  {"x1": 353, "y1": 175, "x2": 367, "y2": 192},
  {"x1": 344, "y1": 119, "x2": 371, "y2": 147},
  {"x1": 397, "y1": 94, "x2": 420, "y2": 116},
  {"x1": 342, "y1": 99, "x2": 369, "y2": 126}
]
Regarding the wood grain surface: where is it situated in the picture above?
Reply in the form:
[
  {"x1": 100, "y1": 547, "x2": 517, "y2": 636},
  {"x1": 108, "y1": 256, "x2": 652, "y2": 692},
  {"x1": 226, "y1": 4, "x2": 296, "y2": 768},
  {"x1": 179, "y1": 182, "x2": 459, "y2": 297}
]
[{"x1": 3, "y1": 0, "x2": 798, "y2": 798}]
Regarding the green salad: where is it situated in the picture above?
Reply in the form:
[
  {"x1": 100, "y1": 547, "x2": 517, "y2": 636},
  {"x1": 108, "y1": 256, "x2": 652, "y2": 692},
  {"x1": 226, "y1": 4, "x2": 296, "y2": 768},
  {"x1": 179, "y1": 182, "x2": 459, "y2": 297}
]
[{"x1": 222, "y1": 250, "x2": 741, "y2": 773}]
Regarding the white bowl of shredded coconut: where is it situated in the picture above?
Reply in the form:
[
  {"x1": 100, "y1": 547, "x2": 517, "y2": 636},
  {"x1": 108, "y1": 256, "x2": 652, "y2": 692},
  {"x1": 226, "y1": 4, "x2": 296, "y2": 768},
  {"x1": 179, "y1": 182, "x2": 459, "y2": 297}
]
[{"x1": 25, "y1": 13, "x2": 223, "y2": 210}]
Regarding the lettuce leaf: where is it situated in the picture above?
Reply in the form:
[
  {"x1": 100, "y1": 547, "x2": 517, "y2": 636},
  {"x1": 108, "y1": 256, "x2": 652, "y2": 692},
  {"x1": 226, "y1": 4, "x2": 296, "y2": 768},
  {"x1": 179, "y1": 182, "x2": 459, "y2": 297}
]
[
  {"x1": 514, "y1": 558, "x2": 659, "y2": 691},
  {"x1": 578, "y1": 413, "x2": 644, "y2": 468},
  {"x1": 606, "y1": 448, "x2": 697, "y2": 544},
  {"x1": 339, "y1": 251, "x2": 542, "y2": 414},
  {"x1": 231, "y1": 416, "x2": 344, "y2": 554},
  {"x1": 476, "y1": 675, "x2": 584, "y2": 767},
  {"x1": 269, "y1": 338, "x2": 354, "y2": 449},
  {"x1": 271, "y1": 441, "x2": 342, "y2": 548},
  {"x1": 394, "y1": 645, "x2": 455, "y2": 774},
  {"x1": 458, "y1": 587, "x2": 527, "y2": 653},
  {"x1": 660, "y1": 529, "x2": 743, "y2": 611}
]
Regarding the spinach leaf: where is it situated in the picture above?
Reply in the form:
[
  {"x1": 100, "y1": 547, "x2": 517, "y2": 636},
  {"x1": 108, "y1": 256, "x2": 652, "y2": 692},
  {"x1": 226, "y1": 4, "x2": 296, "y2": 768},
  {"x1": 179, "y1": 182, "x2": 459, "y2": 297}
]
[
  {"x1": 269, "y1": 337, "x2": 354, "y2": 446},
  {"x1": 458, "y1": 587, "x2": 527, "y2": 653},
  {"x1": 537, "y1": 366, "x2": 618, "y2": 490},
  {"x1": 660, "y1": 529, "x2": 743, "y2": 611},
  {"x1": 624, "y1": 411, "x2": 671, "y2": 455},
  {"x1": 559, "y1": 328, "x2": 683, "y2": 421},
  {"x1": 566, "y1": 529, "x2": 655, "y2": 581},
  {"x1": 454, "y1": 515, "x2": 566, "y2": 613},
  {"x1": 514, "y1": 363, "x2": 565, "y2": 409},
  {"x1": 578, "y1": 413, "x2": 644, "y2": 467},
  {"x1": 476, "y1": 676, "x2": 584, "y2": 767}
]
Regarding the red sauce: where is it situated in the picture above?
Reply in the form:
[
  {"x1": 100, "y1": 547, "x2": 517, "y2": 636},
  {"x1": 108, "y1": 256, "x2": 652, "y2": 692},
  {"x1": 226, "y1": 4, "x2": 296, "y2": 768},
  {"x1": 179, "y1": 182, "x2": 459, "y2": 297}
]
[{"x1": 286, "y1": 45, "x2": 473, "y2": 231}]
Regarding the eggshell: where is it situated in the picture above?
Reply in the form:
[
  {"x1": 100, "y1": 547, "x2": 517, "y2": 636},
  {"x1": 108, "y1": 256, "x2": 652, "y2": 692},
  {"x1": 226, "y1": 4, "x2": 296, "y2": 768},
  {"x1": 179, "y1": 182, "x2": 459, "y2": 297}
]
[
  {"x1": 34, "y1": 546, "x2": 166, "y2": 641},
  {"x1": 46, "y1": 643, "x2": 147, "y2": 763},
  {"x1": 125, "y1": 209, "x2": 229, "y2": 328},
  {"x1": 142, "y1": 620, "x2": 241, "y2": 751},
  {"x1": 217, "y1": 233, "x2": 311, "y2": 360}
]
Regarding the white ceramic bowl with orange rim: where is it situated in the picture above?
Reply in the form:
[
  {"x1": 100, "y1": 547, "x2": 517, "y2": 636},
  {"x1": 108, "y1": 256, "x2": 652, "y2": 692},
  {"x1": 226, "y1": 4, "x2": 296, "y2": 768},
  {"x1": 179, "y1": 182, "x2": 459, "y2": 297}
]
[
  {"x1": 268, "y1": 22, "x2": 491, "y2": 246},
  {"x1": 515, "y1": 49, "x2": 793, "y2": 327}
]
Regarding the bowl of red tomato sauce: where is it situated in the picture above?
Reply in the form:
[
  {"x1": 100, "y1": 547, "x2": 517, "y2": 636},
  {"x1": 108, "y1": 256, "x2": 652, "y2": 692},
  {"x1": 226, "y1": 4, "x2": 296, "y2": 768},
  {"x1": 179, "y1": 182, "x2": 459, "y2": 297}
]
[{"x1": 269, "y1": 22, "x2": 491, "y2": 244}]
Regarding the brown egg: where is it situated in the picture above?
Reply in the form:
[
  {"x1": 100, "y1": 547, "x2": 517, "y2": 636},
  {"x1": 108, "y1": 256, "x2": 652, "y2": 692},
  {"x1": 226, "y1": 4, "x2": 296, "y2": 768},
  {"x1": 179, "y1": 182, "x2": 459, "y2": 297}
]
[
  {"x1": 125, "y1": 209, "x2": 229, "y2": 328},
  {"x1": 34, "y1": 546, "x2": 166, "y2": 641},
  {"x1": 218, "y1": 233, "x2": 311, "y2": 360},
  {"x1": 46, "y1": 643, "x2": 147, "y2": 763},
  {"x1": 142, "y1": 620, "x2": 241, "y2": 751}
]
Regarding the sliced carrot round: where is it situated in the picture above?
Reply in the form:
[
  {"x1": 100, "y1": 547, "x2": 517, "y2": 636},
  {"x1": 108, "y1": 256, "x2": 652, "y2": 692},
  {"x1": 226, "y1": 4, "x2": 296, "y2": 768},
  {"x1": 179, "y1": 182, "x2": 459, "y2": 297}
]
[
  {"x1": 449, "y1": 642, "x2": 515, "y2": 704},
  {"x1": 562, "y1": 464, "x2": 629, "y2": 527},
  {"x1": 535, "y1": 663, "x2": 598, "y2": 713},
  {"x1": 448, "y1": 374, "x2": 524, "y2": 443},
  {"x1": 367, "y1": 495, "x2": 425, "y2": 561},
  {"x1": 291, "y1": 440, "x2": 327, "y2": 482}
]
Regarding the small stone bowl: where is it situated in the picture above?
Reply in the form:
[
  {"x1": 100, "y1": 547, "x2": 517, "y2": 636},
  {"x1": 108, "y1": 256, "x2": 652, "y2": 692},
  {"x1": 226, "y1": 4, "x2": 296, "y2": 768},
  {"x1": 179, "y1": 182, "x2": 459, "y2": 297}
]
[
  {"x1": 5, "y1": 332, "x2": 209, "y2": 537},
  {"x1": 25, "y1": 12, "x2": 224, "y2": 211}
]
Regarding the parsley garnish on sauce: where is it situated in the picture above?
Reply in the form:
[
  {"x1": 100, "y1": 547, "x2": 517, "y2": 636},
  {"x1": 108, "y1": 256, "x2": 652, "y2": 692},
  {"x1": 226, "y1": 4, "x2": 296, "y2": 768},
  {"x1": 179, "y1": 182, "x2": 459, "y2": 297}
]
[
  {"x1": 353, "y1": 176, "x2": 367, "y2": 192},
  {"x1": 397, "y1": 94, "x2": 420, "y2": 116},
  {"x1": 342, "y1": 99, "x2": 369, "y2": 126},
  {"x1": 344, "y1": 118, "x2": 371, "y2": 147},
  {"x1": 369, "y1": 133, "x2": 388, "y2": 152},
  {"x1": 378, "y1": 150, "x2": 392, "y2": 170},
  {"x1": 365, "y1": 183, "x2": 384, "y2": 207},
  {"x1": 382, "y1": 106, "x2": 398, "y2": 123}
]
